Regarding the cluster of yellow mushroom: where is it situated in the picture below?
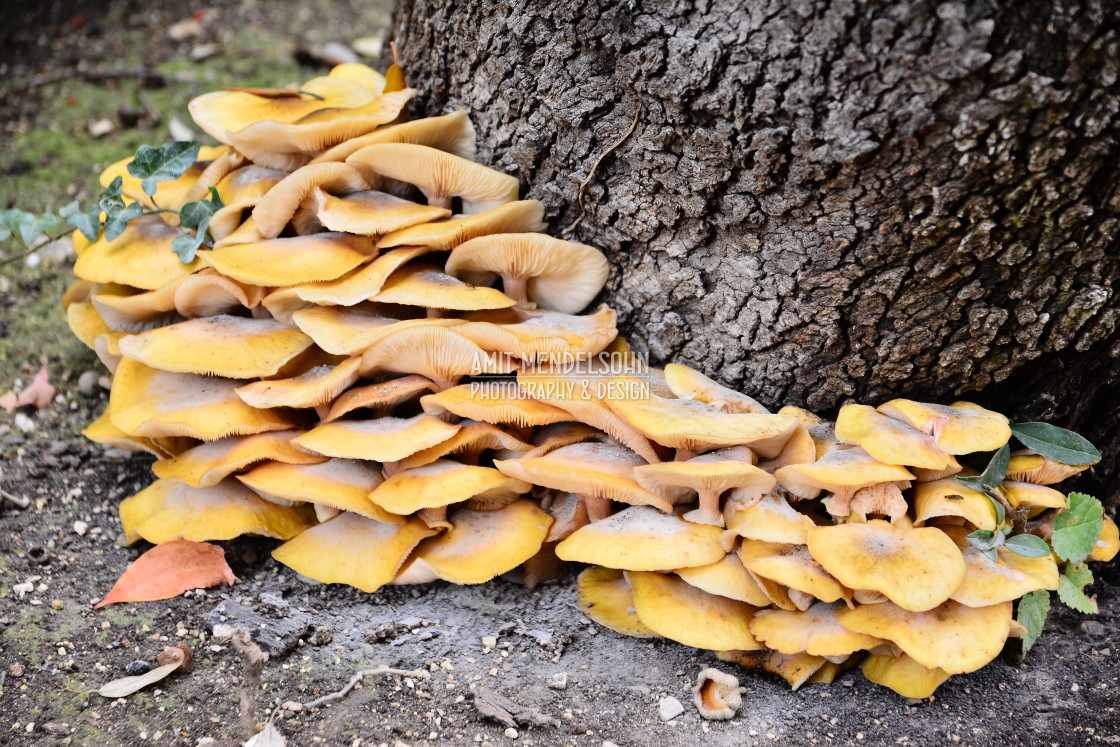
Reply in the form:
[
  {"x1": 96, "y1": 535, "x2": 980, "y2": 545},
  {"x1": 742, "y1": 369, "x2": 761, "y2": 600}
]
[{"x1": 60, "y1": 63, "x2": 1117, "y2": 700}]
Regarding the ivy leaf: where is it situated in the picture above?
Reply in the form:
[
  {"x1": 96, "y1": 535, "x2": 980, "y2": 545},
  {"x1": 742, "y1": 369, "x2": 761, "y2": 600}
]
[
  {"x1": 98, "y1": 176, "x2": 125, "y2": 212},
  {"x1": 127, "y1": 141, "x2": 201, "y2": 196},
  {"x1": 957, "y1": 443, "x2": 1009, "y2": 525},
  {"x1": 179, "y1": 187, "x2": 224, "y2": 230},
  {"x1": 966, "y1": 529, "x2": 1001, "y2": 551},
  {"x1": 1057, "y1": 564, "x2": 1097, "y2": 614},
  {"x1": 1003, "y1": 533, "x2": 1051, "y2": 559},
  {"x1": 103, "y1": 201, "x2": 144, "y2": 243},
  {"x1": 170, "y1": 214, "x2": 211, "y2": 264},
  {"x1": 1016, "y1": 591, "x2": 1050, "y2": 655},
  {"x1": 1050, "y1": 492, "x2": 1104, "y2": 565},
  {"x1": 66, "y1": 204, "x2": 102, "y2": 243},
  {"x1": 1011, "y1": 423, "x2": 1101, "y2": 466},
  {"x1": 21, "y1": 213, "x2": 62, "y2": 244}
]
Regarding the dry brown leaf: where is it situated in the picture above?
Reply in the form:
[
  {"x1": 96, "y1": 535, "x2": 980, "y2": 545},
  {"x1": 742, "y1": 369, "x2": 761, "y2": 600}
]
[
  {"x1": 94, "y1": 540, "x2": 237, "y2": 609},
  {"x1": 1, "y1": 367, "x2": 56, "y2": 413}
]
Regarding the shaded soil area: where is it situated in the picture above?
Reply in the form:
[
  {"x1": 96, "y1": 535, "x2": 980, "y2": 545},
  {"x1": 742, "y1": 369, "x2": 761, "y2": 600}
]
[{"x1": 1, "y1": 1, "x2": 1119, "y2": 746}]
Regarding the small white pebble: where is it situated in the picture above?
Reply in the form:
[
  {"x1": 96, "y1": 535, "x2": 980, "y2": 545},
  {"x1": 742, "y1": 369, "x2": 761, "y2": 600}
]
[
  {"x1": 73, "y1": 521, "x2": 89, "y2": 536},
  {"x1": 504, "y1": 727, "x2": 518, "y2": 739},
  {"x1": 1071, "y1": 683, "x2": 1080, "y2": 692}
]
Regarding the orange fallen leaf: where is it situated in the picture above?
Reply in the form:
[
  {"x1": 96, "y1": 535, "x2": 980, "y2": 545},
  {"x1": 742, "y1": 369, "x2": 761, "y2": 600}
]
[
  {"x1": 1, "y1": 366, "x2": 56, "y2": 414},
  {"x1": 95, "y1": 540, "x2": 237, "y2": 609}
]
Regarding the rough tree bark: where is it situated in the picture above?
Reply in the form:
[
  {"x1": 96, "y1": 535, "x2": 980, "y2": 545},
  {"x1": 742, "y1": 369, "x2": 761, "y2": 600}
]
[{"x1": 389, "y1": 0, "x2": 1120, "y2": 506}]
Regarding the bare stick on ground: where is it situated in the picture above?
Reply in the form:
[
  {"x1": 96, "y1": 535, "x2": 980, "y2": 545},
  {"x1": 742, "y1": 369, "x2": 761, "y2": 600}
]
[{"x1": 285, "y1": 666, "x2": 430, "y2": 712}]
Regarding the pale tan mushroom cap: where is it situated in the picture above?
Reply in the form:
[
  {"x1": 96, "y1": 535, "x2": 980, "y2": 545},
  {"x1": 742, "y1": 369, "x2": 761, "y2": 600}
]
[
  {"x1": 377, "y1": 200, "x2": 546, "y2": 250},
  {"x1": 554, "y1": 505, "x2": 725, "y2": 571},
  {"x1": 628, "y1": 571, "x2": 761, "y2": 652},
  {"x1": 876, "y1": 399, "x2": 1011, "y2": 455},
  {"x1": 445, "y1": 233, "x2": 610, "y2": 314},
  {"x1": 775, "y1": 448, "x2": 914, "y2": 500}
]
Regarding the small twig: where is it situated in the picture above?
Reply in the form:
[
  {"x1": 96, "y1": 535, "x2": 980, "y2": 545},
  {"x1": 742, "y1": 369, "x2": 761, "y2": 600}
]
[
  {"x1": 564, "y1": 106, "x2": 641, "y2": 233},
  {"x1": 20, "y1": 67, "x2": 194, "y2": 91},
  {"x1": 1, "y1": 489, "x2": 31, "y2": 509},
  {"x1": 293, "y1": 666, "x2": 429, "y2": 711}
]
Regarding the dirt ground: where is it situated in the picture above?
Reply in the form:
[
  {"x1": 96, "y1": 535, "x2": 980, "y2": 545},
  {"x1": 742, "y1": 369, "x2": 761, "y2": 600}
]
[{"x1": 1, "y1": 2, "x2": 1119, "y2": 746}]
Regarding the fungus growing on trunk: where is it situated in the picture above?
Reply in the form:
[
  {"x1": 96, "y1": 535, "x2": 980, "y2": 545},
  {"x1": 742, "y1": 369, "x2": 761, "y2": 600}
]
[
  {"x1": 627, "y1": 571, "x2": 761, "y2": 651},
  {"x1": 292, "y1": 414, "x2": 461, "y2": 463},
  {"x1": 554, "y1": 505, "x2": 725, "y2": 571},
  {"x1": 576, "y1": 566, "x2": 660, "y2": 638},
  {"x1": 237, "y1": 458, "x2": 401, "y2": 524},
  {"x1": 151, "y1": 431, "x2": 324, "y2": 487},
  {"x1": 876, "y1": 400, "x2": 1011, "y2": 455}
]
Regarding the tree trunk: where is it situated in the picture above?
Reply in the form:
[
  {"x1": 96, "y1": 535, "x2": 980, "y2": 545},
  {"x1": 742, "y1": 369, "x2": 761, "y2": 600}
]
[{"x1": 389, "y1": 0, "x2": 1120, "y2": 507}]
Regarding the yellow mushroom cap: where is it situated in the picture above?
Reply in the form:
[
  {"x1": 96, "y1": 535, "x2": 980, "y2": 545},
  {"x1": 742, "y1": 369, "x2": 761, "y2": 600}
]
[
  {"x1": 723, "y1": 490, "x2": 816, "y2": 546},
  {"x1": 377, "y1": 200, "x2": 546, "y2": 251},
  {"x1": 627, "y1": 571, "x2": 761, "y2": 651},
  {"x1": 876, "y1": 399, "x2": 1011, "y2": 455},
  {"x1": 505, "y1": 422, "x2": 603, "y2": 460},
  {"x1": 750, "y1": 602, "x2": 886, "y2": 657},
  {"x1": 324, "y1": 375, "x2": 435, "y2": 422},
  {"x1": 109, "y1": 358, "x2": 293, "y2": 440},
  {"x1": 118, "y1": 315, "x2": 314, "y2": 379},
  {"x1": 235, "y1": 357, "x2": 362, "y2": 409},
  {"x1": 327, "y1": 62, "x2": 386, "y2": 94},
  {"x1": 82, "y1": 411, "x2": 188, "y2": 459},
  {"x1": 358, "y1": 325, "x2": 516, "y2": 389},
  {"x1": 92, "y1": 271, "x2": 264, "y2": 333},
  {"x1": 290, "y1": 307, "x2": 460, "y2": 356},
  {"x1": 312, "y1": 188, "x2": 450, "y2": 235},
  {"x1": 1089, "y1": 518, "x2": 1119, "y2": 563},
  {"x1": 188, "y1": 75, "x2": 375, "y2": 144},
  {"x1": 861, "y1": 654, "x2": 952, "y2": 699},
  {"x1": 66, "y1": 300, "x2": 115, "y2": 351},
  {"x1": 312, "y1": 111, "x2": 477, "y2": 167},
  {"x1": 263, "y1": 246, "x2": 431, "y2": 318},
  {"x1": 635, "y1": 459, "x2": 776, "y2": 504},
  {"x1": 445, "y1": 233, "x2": 609, "y2": 314},
  {"x1": 775, "y1": 448, "x2": 914, "y2": 501},
  {"x1": 199, "y1": 233, "x2": 377, "y2": 287},
  {"x1": 346, "y1": 142, "x2": 518, "y2": 213},
  {"x1": 939, "y1": 526, "x2": 1059, "y2": 606},
  {"x1": 605, "y1": 393, "x2": 799, "y2": 457},
  {"x1": 1006, "y1": 453, "x2": 1090, "y2": 485},
  {"x1": 151, "y1": 430, "x2": 324, "y2": 487},
  {"x1": 676, "y1": 553, "x2": 772, "y2": 606},
  {"x1": 410, "y1": 499, "x2": 553, "y2": 584},
  {"x1": 120, "y1": 478, "x2": 314, "y2": 545},
  {"x1": 396, "y1": 421, "x2": 533, "y2": 471},
  {"x1": 807, "y1": 520, "x2": 966, "y2": 612},
  {"x1": 662, "y1": 363, "x2": 770, "y2": 414},
  {"x1": 576, "y1": 566, "x2": 661, "y2": 638},
  {"x1": 757, "y1": 425, "x2": 818, "y2": 473},
  {"x1": 1002, "y1": 481, "x2": 1068, "y2": 511},
  {"x1": 496, "y1": 442, "x2": 671, "y2": 512},
  {"x1": 738, "y1": 540, "x2": 846, "y2": 604},
  {"x1": 554, "y1": 505, "x2": 725, "y2": 570},
  {"x1": 209, "y1": 164, "x2": 290, "y2": 239},
  {"x1": 835, "y1": 600, "x2": 1012, "y2": 674},
  {"x1": 368, "y1": 460, "x2": 531, "y2": 514},
  {"x1": 237, "y1": 458, "x2": 402, "y2": 524},
  {"x1": 252, "y1": 162, "x2": 369, "y2": 236},
  {"x1": 420, "y1": 381, "x2": 571, "y2": 427},
  {"x1": 835, "y1": 404, "x2": 950, "y2": 470},
  {"x1": 372, "y1": 263, "x2": 518, "y2": 310},
  {"x1": 227, "y1": 89, "x2": 414, "y2": 171},
  {"x1": 271, "y1": 514, "x2": 437, "y2": 593},
  {"x1": 912, "y1": 478, "x2": 1000, "y2": 530},
  {"x1": 516, "y1": 368, "x2": 661, "y2": 463},
  {"x1": 453, "y1": 304, "x2": 618, "y2": 362},
  {"x1": 73, "y1": 215, "x2": 203, "y2": 290},
  {"x1": 293, "y1": 415, "x2": 461, "y2": 462}
]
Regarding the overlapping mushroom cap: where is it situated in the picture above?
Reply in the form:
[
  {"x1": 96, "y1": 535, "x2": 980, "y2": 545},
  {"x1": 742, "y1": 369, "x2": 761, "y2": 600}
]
[{"x1": 64, "y1": 60, "x2": 1113, "y2": 704}]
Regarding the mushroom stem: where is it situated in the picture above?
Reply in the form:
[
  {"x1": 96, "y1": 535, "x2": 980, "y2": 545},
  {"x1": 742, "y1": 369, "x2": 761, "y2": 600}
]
[
  {"x1": 675, "y1": 447, "x2": 698, "y2": 461},
  {"x1": 502, "y1": 273, "x2": 529, "y2": 304},
  {"x1": 584, "y1": 495, "x2": 612, "y2": 522},
  {"x1": 682, "y1": 489, "x2": 726, "y2": 527},
  {"x1": 426, "y1": 193, "x2": 453, "y2": 210},
  {"x1": 426, "y1": 307, "x2": 447, "y2": 319}
]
